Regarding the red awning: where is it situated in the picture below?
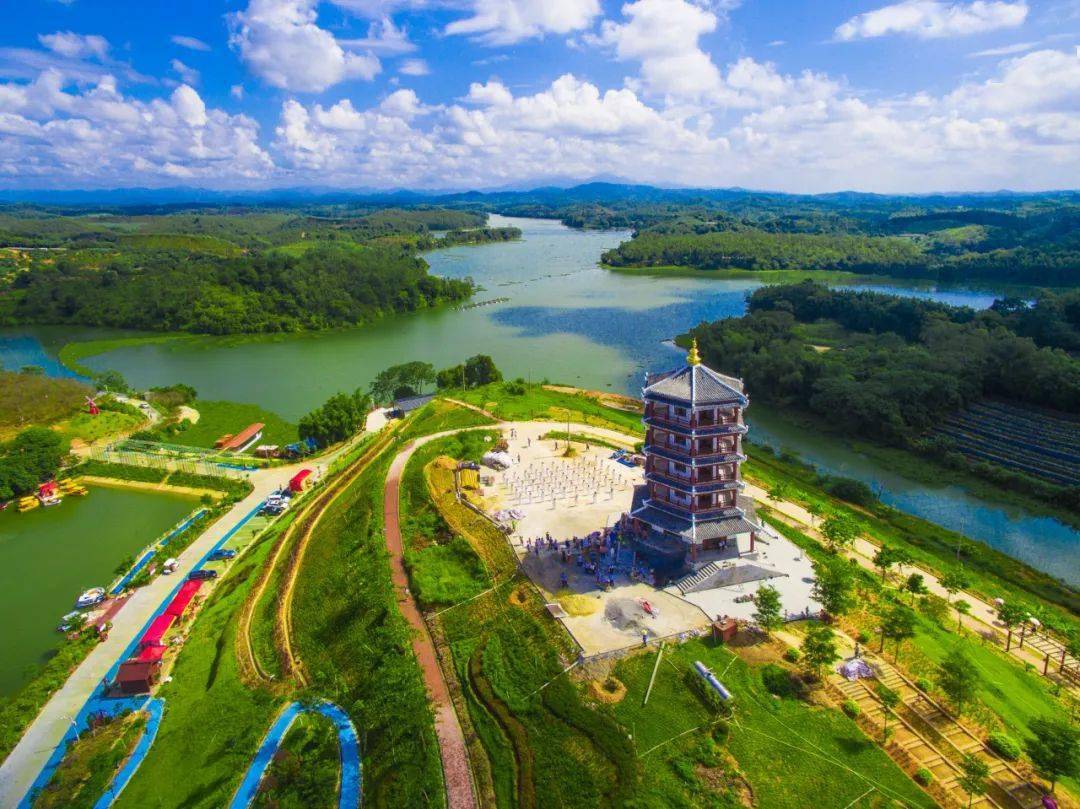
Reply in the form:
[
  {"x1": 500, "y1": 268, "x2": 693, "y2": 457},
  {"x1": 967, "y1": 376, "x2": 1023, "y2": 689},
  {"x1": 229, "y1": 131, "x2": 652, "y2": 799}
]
[
  {"x1": 140, "y1": 613, "x2": 176, "y2": 647},
  {"x1": 165, "y1": 579, "x2": 203, "y2": 617},
  {"x1": 222, "y1": 422, "x2": 265, "y2": 450},
  {"x1": 137, "y1": 644, "x2": 165, "y2": 663}
]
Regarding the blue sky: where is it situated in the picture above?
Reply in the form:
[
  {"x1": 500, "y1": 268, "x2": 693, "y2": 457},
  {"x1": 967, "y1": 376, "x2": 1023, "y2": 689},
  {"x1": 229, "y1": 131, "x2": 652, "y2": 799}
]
[{"x1": 0, "y1": 0, "x2": 1077, "y2": 191}]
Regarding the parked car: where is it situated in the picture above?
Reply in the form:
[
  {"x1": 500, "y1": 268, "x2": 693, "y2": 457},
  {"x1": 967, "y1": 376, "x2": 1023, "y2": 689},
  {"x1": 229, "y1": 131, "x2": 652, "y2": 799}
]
[
  {"x1": 188, "y1": 568, "x2": 218, "y2": 581},
  {"x1": 208, "y1": 548, "x2": 237, "y2": 561}
]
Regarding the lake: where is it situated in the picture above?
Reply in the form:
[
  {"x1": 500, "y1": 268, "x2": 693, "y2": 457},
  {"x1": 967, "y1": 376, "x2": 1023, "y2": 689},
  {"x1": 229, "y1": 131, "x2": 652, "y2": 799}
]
[
  {"x1": 1, "y1": 215, "x2": 1075, "y2": 585},
  {"x1": 0, "y1": 485, "x2": 198, "y2": 695}
]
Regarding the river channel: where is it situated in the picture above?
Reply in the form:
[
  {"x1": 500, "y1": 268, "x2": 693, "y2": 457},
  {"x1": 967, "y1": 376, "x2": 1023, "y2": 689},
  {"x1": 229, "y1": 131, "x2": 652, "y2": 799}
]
[{"x1": 1, "y1": 215, "x2": 1075, "y2": 585}]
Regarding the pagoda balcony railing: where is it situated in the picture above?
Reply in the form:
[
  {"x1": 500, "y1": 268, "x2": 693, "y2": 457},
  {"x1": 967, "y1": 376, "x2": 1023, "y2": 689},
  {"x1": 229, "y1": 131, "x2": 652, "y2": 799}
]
[
  {"x1": 643, "y1": 415, "x2": 746, "y2": 438},
  {"x1": 648, "y1": 495, "x2": 738, "y2": 516},
  {"x1": 645, "y1": 469, "x2": 742, "y2": 494},
  {"x1": 644, "y1": 442, "x2": 744, "y2": 465}
]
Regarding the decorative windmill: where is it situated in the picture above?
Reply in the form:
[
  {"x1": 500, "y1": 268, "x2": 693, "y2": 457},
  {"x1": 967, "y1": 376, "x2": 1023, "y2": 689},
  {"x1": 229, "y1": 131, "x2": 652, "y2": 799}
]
[{"x1": 86, "y1": 396, "x2": 100, "y2": 416}]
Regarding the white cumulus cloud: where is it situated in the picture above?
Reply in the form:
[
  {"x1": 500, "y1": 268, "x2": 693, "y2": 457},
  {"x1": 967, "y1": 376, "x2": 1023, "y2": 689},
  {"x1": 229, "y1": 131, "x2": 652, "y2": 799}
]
[
  {"x1": 37, "y1": 32, "x2": 110, "y2": 60},
  {"x1": 171, "y1": 35, "x2": 212, "y2": 51},
  {"x1": 835, "y1": 0, "x2": 1028, "y2": 41},
  {"x1": 228, "y1": 0, "x2": 381, "y2": 92},
  {"x1": 445, "y1": 0, "x2": 602, "y2": 45}
]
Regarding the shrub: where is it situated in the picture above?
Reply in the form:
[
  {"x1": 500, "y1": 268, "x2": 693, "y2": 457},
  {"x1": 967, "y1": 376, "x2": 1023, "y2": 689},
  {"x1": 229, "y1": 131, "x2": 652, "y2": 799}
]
[
  {"x1": 987, "y1": 732, "x2": 1021, "y2": 761},
  {"x1": 824, "y1": 476, "x2": 877, "y2": 507},
  {"x1": 915, "y1": 677, "x2": 934, "y2": 693},
  {"x1": 783, "y1": 647, "x2": 801, "y2": 663},
  {"x1": 842, "y1": 699, "x2": 861, "y2": 718},
  {"x1": 856, "y1": 630, "x2": 872, "y2": 644},
  {"x1": 761, "y1": 664, "x2": 806, "y2": 699},
  {"x1": 914, "y1": 768, "x2": 934, "y2": 786},
  {"x1": 711, "y1": 719, "x2": 730, "y2": 745}
]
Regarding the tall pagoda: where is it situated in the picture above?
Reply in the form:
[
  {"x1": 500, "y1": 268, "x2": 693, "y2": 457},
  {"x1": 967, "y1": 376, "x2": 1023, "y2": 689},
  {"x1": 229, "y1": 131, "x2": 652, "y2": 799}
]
[{"x1": 627, "y1": 339, "x2": 758, "y2": 570}]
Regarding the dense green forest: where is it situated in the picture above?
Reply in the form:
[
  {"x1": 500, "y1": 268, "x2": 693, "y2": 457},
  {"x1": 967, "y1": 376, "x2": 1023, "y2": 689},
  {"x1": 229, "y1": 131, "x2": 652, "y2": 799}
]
[
  {"x1": 0, "y1": 206, "x2": 487, "y2": 334},
  {"x1": 2, "y1": 244, "x2": 473, "y2": 334},
  {"x1": 690, "y1": 282, "x2": 1080, "y2": 504}
]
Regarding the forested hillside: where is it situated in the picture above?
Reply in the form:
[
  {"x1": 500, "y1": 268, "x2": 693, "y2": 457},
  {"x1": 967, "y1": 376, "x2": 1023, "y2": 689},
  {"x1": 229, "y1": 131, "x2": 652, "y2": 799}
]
[
  {"x1": 690, "y1": 282, "x2": 1080, "y2": 505},
  {"x1": 3, "y1": 244, "x2": 473, "y2": 334},
  {"x1": 0, "y1": 206, "x2": 486, "y2": 334}
]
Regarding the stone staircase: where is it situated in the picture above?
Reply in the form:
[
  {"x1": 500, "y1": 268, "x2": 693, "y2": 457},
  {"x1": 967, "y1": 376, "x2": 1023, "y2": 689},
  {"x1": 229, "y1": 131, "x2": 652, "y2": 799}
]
[
  {"x1": 672, "y1": 562, "x2": 723, "y2": 594},
  {"x1": 833, "y1": 658, "x2": 1045, "y2": 809}
]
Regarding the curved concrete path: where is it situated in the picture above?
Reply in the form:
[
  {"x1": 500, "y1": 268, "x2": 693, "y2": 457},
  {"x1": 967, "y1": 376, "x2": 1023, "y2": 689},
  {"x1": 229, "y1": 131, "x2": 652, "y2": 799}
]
[
  {"x1": 92, "y1": 698, "x2": 164, "y2": 809},
  {"x1": 229, "y1": 701, "x2": 361, "y2": 809}
]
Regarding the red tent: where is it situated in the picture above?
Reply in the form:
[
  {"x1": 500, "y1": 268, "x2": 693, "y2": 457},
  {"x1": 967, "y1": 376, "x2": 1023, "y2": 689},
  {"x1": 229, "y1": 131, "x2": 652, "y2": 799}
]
[
  {"x1": 165, "y1": 580, "x2": 203, "y2": 617},
  {"x1": 140, "y1": 613, "x2": 176, "y2": 647},
  {"x1": 137, "y1": 644, "x2": 166, "y2": 663},
  {"x1": 289, "y1": 469, "x2": 313, "y2": 493}
]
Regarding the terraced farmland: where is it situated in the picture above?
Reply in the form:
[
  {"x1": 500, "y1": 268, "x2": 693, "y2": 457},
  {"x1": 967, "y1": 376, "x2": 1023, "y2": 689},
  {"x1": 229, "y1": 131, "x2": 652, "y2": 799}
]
[{"x1": 933, "y1": 400, "x2": 1080, "y2": 486}]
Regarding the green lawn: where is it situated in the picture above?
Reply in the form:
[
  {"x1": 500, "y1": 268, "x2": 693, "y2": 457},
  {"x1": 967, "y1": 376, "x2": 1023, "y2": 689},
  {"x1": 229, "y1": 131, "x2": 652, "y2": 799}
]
[
  {"x1": 449, "y1": 382, "x2": 644, "y2": 436},
  {"x1": 399, "y1": 399, "x2": 496, "y2": 440},
  {"x1": 253, "y1": 712, "x2": 339, "y2": 809},
  {"x1": 53, "y1": 410, "x2": 143, "y2": 447},
  {"x1": 164, "y1": 400, "x2": 298, "y2": 450},
  {"x1": 610, "y1": 640, "x2": 937, "y2": 809}
]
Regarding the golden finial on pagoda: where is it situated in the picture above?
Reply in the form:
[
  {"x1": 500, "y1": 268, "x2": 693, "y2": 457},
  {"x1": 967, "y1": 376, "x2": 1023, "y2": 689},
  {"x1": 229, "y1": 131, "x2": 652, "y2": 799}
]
[{"x1": 687, "y1": 337, "x2": 701, "y2": 366}]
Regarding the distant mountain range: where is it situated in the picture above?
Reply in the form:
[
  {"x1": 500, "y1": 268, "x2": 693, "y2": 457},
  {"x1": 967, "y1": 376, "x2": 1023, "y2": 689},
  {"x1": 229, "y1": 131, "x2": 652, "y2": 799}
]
[{"x1": 0, "y1": 181, "x2": 1076, "y2": 210}]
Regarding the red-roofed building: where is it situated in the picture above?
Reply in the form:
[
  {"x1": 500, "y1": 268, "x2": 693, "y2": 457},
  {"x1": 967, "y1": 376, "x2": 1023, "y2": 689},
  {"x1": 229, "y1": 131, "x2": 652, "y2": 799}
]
[
  {"x1": 165, "y1": 579, "x2": 203, "y2": 618},
  {"x1": 140, "y1": 613, "x2": 176, "y2": 648},
  {"x1": 137, "y1": 644, "x2": 166, "y2": 663},
  {"x1": 115, "y1": 660, "x2": 160, "y2": 694},
  {"x1": 219, "y1": 423, "x2": 265, "y2": 452},
  {"x1": 289, "y1": 469, "x2": 314, "y2": 493}
]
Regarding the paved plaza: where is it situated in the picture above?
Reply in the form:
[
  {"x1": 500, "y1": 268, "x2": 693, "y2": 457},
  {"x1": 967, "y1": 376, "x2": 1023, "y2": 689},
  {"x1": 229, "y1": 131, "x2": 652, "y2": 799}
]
[{"x1": 475, "y1": 423, "x2": 819, "y2": 656}]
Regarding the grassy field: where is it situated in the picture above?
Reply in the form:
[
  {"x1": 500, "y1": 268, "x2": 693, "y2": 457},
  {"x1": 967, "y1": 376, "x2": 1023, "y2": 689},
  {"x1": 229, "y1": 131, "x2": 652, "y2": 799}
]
[
  {"x1": 0, "y1": 370, "x2": 90, "y2": 437},
  {"x1": 33, "y1": 710, "x2": 147, "y2": 809},
  {"x1": 399, "y1": 398, "x2": 496, "y2": 440},
  {"x1": 163, "y1": 400, "x2": 298, "y2": 449},
  {"x1": 450, "y1": 382, "x2": 644, "y2": 436},
  {"x1": 52, "y1": 410, "x2": 144, "y2": 447},
  {"x1": 763, "y1": 514, "x2": 1079, "y2": 799},
  {"x1": 610, "y1": 639, "x2": 936, "y2": 809},
  {"x1": 746, "y1": 446, "x2": 1080, "y2": 625},
  {"x1": 288, "y1": 442, "x2": 446, "y2": 807}
]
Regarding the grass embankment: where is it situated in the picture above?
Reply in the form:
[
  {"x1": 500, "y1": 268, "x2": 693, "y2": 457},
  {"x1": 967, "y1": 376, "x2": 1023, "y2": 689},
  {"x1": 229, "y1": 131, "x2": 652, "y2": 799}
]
[
  {"x1": 746, "y1": 445, "x2": 1080, "y2": 623},
  {"x1": 151, "y1": 400, "x2": 297, "y2": 449},
  {"x1": 400, "y1": 432, "x2": 500, "y2": 608},
  {"x1": 52, "y1": 410, "x2": 143, "y2": 447},
  {"x1": 113, "y1": 522, "x2": 285, "y2": 808},
  {"x1": 448, "y1": 381, "x2": 644, "y2": 436},
  {"x1": 33, "y1": 710, "x2": 147, "y2": 809},
  {"x1": 288, "y1": 444, "x2": 445, "y2": 806},
  {"x1": 609, "y1": 639, "x2": 937, "y2": 809},
  {"x1": 252, "y1": 712, "x2": 340, "y2": 809},
  {"x1": 542, "y1": 430, "x2": 633, "y2": 450},
  {"x1": 765, "y1": 515, "x2": 1080, "y2": 798},
  {"x1": 0, "y1": 370, "x2": 90, "y2": 437},
  {"x1": 0, "y1": 633, "x2": 100, "y2": 763},
  {"x1": 71, "y1": 460, "x2": 252, "y2": 498},
  {"x1": 399, "y1": 397, "x2": 497, "y2": 440},
  {"x1": 58, "y1": 334, "x2": 196, "y2": 377}
]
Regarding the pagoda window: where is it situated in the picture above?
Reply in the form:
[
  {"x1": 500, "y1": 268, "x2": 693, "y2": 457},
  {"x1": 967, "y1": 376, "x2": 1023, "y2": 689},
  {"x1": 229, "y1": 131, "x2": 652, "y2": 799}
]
[{"x1": 672, "y1": 462, "x2": 690, "y2": 479}]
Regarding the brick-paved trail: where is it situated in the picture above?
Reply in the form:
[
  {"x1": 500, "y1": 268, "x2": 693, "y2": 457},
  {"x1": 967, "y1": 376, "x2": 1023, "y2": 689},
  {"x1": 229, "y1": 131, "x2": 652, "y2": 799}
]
[{"x1": 385, "y1": 441, "x2": 478, "y2": 809}]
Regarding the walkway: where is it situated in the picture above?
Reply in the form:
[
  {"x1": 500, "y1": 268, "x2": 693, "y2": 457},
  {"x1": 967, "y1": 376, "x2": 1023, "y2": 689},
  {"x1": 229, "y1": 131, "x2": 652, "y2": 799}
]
[
  {"x1": 386, "y1": 439, "x2": 478, "y2": 809},
  {"x1": 92, "y1": 697, "x2": 164, "y2": 809},
  {"x1": 228, "y1": 701, "x2": 361, "y2": 809},
  {"x1": 832, "y1": 656, "x2": 1044, "y2": 809}
]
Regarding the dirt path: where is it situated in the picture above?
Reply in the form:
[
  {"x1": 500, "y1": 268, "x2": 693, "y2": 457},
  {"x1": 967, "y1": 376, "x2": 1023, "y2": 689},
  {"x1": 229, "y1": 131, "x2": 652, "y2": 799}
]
[{"x1": 385, "y1": 440, "x2": 478, "y2": 809}]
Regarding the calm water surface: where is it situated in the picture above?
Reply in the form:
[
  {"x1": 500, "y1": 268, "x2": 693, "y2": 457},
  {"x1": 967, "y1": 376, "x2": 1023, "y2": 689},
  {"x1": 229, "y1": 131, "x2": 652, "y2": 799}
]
[
  {"x1": 1, "y1": 215, "x2": 1075, "y2": 584},
  {"x1": 0, "y1": 486, "x2": 197, "y2": 694}
]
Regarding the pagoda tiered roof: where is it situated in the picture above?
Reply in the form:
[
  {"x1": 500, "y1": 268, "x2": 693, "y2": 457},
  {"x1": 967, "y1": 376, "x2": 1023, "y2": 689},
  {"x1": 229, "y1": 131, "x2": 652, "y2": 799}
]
[{"x1": 643, "y1": 352, "x2": 747, "y2": 407}]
